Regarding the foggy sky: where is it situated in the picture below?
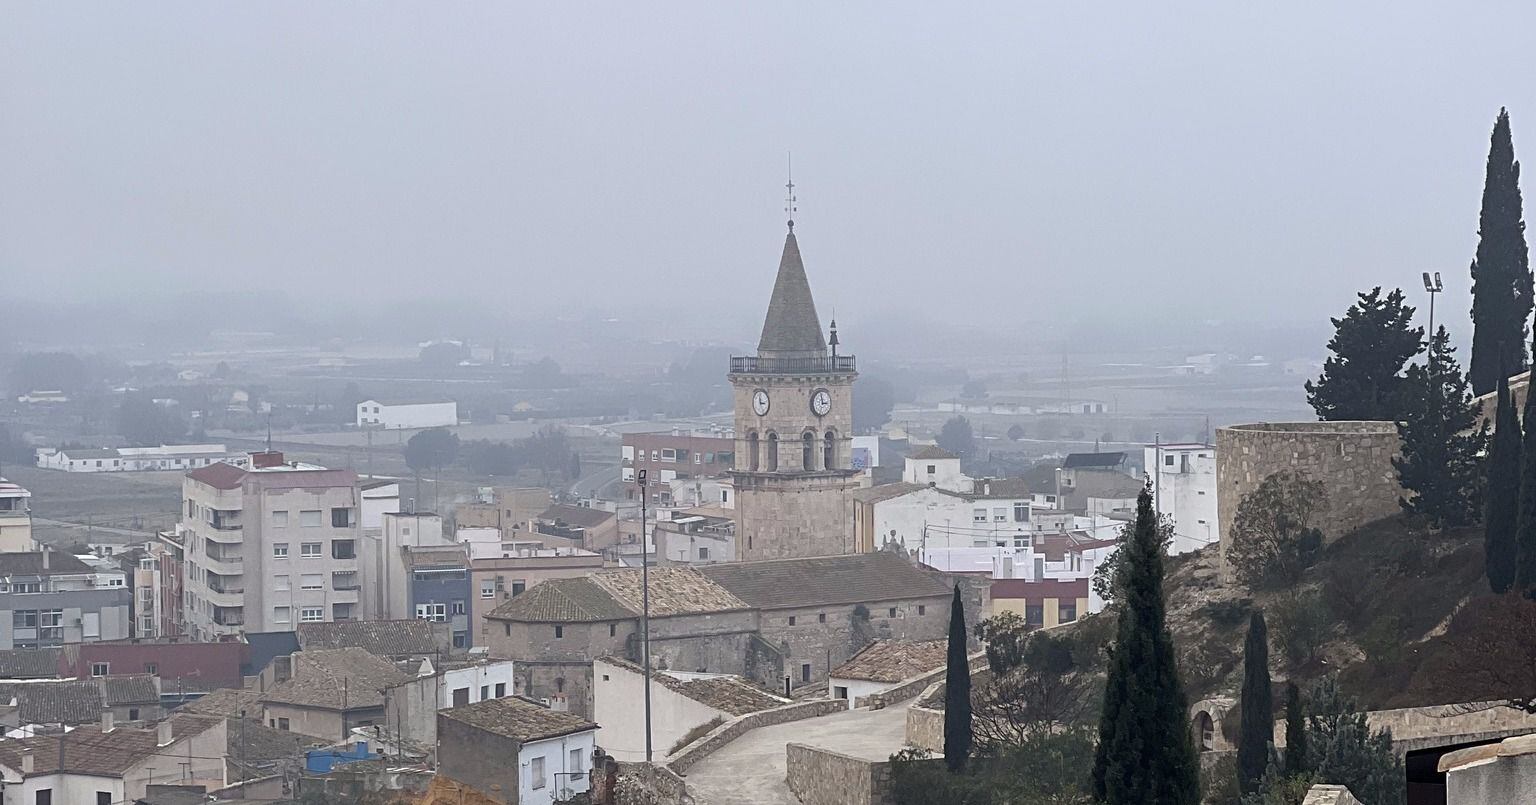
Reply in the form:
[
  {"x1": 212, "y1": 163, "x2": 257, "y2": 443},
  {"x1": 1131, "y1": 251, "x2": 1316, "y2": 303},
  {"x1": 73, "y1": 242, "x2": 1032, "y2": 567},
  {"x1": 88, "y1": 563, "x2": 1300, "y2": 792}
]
[{"x1": 4, "y1": 3, "x2": 1535, "y2": 347}]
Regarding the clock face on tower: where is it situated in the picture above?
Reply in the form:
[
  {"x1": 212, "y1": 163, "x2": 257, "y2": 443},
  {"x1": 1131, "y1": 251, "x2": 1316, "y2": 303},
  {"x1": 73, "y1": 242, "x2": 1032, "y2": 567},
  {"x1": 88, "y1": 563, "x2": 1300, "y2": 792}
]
[
  {"x1": 811, "y1": 389, "x2": 832, "y2": 417},
  {"x1": 752, "y1": 389, "x2": 770, "y2": 416}
]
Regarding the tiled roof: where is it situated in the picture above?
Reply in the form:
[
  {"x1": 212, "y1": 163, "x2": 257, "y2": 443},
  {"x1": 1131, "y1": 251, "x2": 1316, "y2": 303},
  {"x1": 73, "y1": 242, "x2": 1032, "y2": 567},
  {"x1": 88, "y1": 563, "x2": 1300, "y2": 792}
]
[
  {"x1": 102, "y1": 674, "x2": 160, "y2": 705},
  {"x1": 851, "y1": 482, "x2": 928, "y2": 505},
  {"x1": 537, "y1": 503, "x2": 615, "y2": 529},
  {"x1": 296, "y1": 619, "x2": 445, "y2": 657},
  {"x1": 831, "y1": 640, "x2": 948, "y2": 683},
  {"x1": 588, "y1": 567, "x2": 748, "y2": 617},
  {"x1": 0, "y1": 713, "x2": 223, "y2": 777},
  {"x1": 16, "y1": 680, "x2": 102, "y2": 724},
  {"x1": 259, "y1": 648, "x2": 410, "y2": 711},
  {"x1": 1061, "y1": 452, "x2": 1127, "y2": 469},
  {"x1": 599, "y1": 658, "x2": 787, "y2": 716},
  {"x1": 968, "y1": 478, "x2": 1031, "y2": 498},
  {"x1": 228, "y1": 716, "x2": 324, "y2": 769},
  {"x1": 907, "y1": 445, "x2": 957, "y2": 461},
  {"x1": 756, "y1": 230, "x2": 827, "y2": 358},
  {"x1": 0, "y1": 646, "x2": 63, "y2": 678},
  {"x1": 439, "y1": 696, "x2": 598, "y2": 743},
  {"x1": 179, "y1": 687, "x2": 263, "y2": 718},
  {"x1": 487, "y1": 577, "x2": 634, "y2": 623},
  {"x1": 0, "y1": 551, "x2": 94, "y2": 576},
  {"x1": 186, "y1": 461, "x2": 247, "y2": 489},
  {"x1": 700, "y1": 552, "x2": 951, "y2": 610}
]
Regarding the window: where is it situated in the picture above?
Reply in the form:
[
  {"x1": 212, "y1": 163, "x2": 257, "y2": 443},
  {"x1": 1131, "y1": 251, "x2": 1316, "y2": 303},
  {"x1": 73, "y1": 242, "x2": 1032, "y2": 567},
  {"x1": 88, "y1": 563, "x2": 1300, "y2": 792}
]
[
  {"x1": 1013, "y1": 502, "x2": 1029, "y2": 522},
  {"x1": 1060, "y1": 602, "x2": 1078, "y2": 623},
  {"x1": 278, "y1": 717, "x2": 291, "y2": 730},
  {"x1": 39, "y1": 610, "x2": 62, "y2": 641},
  {"x1": 272, "y1": 510, "x2": 289, "y2": 528},
  {"x1": 144, "y1": 663, "x2": 157, "y2": 675},
  {"x1": 416, "y1": 603, "x2": 447, "y2": 622},
  {"x1": 918, "y1": 605, "x2": 926, "y2": 616},
  {"x1": 301, "y1": 574, "x2": 323, "y2": 590},
  {"x1": 90, "y1": 662, "x2": 110, "y2": 677},
  {"x1": 556, "y1": 677, "x2": 565, "y2": 692},
  {"x1": 273, "y1": 606, "x2": 291, "y2": 623},
  {"x1": 661, "y1": 448, "x2": 676, "y2": 461},
  {"x1": 972, "y1": 508, "x2": 987, "y2": 523},
  {"x1": 481, "y1": 685, "x2": 489, "y2": 700},
  {"x1": 993, "y1": 507, "x2": 1008, "y2": 522},
  {"x1": 698, "y1": 546, "x2": 709, "y2": 560},
  {"x1": 299, "y1": 510, "x2": 322, "y2": 527},
  {"x1": 128, "y1": 708, "x2": 139, "y2": 720},
  {"x1": 331, "y1": 507, "x2": 354, "y2": 527},
  {"x1": 273, "y1": 543, "x2": 289, "y2": 559},
  {"x1": 554, "y1": 625, "x2": 564, "y2": 638},
  {"x1": 13, "y1": 610, "x2": 37, "y2": 629},
  {"x1": 787, "y1": 615, "x2": 797, "y2": 626},
  {"x1": 1165, "y1": 454, "x2": 1175, "y2": 466},
  {"x1": 275, "y1": 575, "x2": 290, "y2": 591},
  {"x1": 927, "y1": 464, "x2": 936, "y2": 474},
  {"x1": 801, "y1": 663, "x2": 811, "y2": 683},
  {"x1": 495, "y1": 682, "x2": 506, "y2": 697},
  {"x1": 332, "y1": 539, "x2": 356, "y2": 559},
  {"x1": 36, "y1": 791, "x2": 51, "y2": 805},
  {"x1": 481, "y1": 580, "x2": 495, "y2": 599},
  {"x1": 452, "y1": 600, "x2": 466, "y2": 615},
  {"x1": 531, "y1": 756, "x2": 546, "y2": 789},
  {"x1": 300, "y1": 607, "x2": 324, "y2": 622},
  {"x1": 888, "y1": 606, "x2": 899, "y2": 618},
  {"x1": 1025, "y1": 604, "x2": 1044, "y2": 626},
  {"x1": 609, "y1": 623, "x2": 617, "y2": 637},
  {"x1": 571, "y1": 747, "x2": 584, "y2": 773},
  {"x1": 818, "y1": 613, "x2": 826, "y2": 623},
  {"x1": 300, "y1": 542, "x2": 322, "y2": 558},
  {"x1": 766, "y1": 433, "x2": 779, "y2": 471},
  {"x1": 512, "y1": 581, "x2": 526, "y2": 596}
]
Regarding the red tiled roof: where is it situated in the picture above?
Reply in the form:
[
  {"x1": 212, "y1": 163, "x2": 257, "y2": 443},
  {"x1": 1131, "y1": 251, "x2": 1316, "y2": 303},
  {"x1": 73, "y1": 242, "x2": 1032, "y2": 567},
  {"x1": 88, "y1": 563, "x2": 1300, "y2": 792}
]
[
  {"x1": 186, "y1": 462, "x2": 247, "y2": 490},
  {"x1": 990, "y1": 577, "x2": 1089, "y2": 603}
]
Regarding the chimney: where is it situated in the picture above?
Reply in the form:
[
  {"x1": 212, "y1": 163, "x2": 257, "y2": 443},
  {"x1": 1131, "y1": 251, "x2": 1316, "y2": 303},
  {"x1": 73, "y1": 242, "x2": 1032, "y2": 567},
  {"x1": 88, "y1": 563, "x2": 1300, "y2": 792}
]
[
  {"x1": 251, "y1": 451, "x2": 285, "y2": 469},
  {"x1": 101, "y1": 711, "x2": 114, "y2": 733},
  {"x1": 21, "y1": 753, "x2": 33, "y2": 774},
  {"x1": 40, "y1": 546, "x2": 49, "y2": 571},
  {"x1": 157, "y1": 719, "x2": 173, "y2": 747}
]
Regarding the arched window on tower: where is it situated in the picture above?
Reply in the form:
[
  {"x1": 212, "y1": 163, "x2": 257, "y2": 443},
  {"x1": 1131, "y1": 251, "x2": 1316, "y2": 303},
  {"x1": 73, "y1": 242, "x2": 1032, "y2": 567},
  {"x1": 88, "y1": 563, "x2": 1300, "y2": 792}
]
[
  {"x1": 824, "y1": 429, "x2": 837, "y2": 469},
  {"x1": 766, "y1": 433, "x2": 779, "y2": 471},
  {"x1": 802, "y1": 431, "x2": 816, "y2": 471},
  {"x1": 748, "y1": 432, "x2": 760, "y2": 471}
]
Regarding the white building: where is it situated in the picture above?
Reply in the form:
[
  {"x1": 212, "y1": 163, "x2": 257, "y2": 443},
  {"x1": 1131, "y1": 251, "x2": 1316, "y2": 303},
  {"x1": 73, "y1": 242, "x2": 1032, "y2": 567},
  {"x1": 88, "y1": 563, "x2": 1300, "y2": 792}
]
[
  {"x1": 1145, "y1": 443, "x2": 1219, "y2": 554},
  {"x1": 592, "y1": 657, "x2": 789, "y2": 762},
  {"x1": 827, "y1": 639, "x2": 946, "y2": 705},
  {"x1": 0, "y1": 478, "x2": 34, "y2": 552},
  {"x1": 383, "y1": 657, "x2": 517, "y2": 760},
  {"x1": 854, "y1": 449, "x2": 1037, "y2": 554},
  {"x1": 35, "y1": 445, "x2": 250, "y2": 473},
  {"x1": 178, "y1": 453, "x2": 365, "y2": 638},
  {"x1": 0, "y1": 715, "x2": 227, "y2": 804},
  {"x1": 356, "y1": 400, "x2": 459, "y2": 430}
]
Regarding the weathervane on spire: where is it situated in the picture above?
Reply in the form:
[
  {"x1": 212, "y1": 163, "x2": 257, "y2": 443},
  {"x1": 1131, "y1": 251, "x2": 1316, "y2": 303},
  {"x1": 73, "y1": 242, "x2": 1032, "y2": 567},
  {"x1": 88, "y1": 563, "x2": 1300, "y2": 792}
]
[{"x1": 785, "y1": 152, "x2": 797, "y2": 231}]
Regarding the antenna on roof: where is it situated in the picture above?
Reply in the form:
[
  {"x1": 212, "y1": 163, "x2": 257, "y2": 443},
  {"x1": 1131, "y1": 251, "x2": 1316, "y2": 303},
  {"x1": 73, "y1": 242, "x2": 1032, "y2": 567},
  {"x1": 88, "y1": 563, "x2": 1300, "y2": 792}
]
[{"x1": 785, "y1": 152, "x2": 797, "y2": 231}]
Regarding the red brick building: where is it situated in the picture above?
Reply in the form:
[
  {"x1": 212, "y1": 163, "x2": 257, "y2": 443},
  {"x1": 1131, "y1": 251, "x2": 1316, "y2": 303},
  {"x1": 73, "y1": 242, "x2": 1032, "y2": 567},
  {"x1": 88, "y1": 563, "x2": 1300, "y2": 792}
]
[{"x1": 620, "y1": 431, "x2": 734, "y2": 505}]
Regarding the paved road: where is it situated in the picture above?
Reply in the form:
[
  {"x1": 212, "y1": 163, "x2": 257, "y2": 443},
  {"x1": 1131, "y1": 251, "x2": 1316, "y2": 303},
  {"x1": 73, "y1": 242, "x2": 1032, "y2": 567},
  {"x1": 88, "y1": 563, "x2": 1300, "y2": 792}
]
[{"x1": 684, "y1": 702, "x2": 914, "y2": 805}]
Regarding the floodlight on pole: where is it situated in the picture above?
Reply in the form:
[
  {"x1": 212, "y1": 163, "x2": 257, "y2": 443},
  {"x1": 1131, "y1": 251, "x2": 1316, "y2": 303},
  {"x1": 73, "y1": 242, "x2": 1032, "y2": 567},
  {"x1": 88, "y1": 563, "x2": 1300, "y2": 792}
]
[{"x1": 1423, "y1": 271, "x2": 1443, "y2": 369}]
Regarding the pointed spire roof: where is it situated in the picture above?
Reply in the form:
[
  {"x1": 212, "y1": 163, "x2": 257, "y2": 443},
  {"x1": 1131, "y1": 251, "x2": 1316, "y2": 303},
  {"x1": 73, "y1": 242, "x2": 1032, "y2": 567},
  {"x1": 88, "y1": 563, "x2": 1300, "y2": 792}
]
[{"x1": 757, "y1": 229, "x2": 828, "y2": 359}]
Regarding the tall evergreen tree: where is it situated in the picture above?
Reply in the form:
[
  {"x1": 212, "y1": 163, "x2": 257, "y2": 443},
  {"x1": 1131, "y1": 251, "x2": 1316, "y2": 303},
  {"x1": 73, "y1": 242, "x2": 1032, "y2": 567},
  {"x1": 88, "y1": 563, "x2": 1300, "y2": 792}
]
[
  {"x1": 1305, "y1": 287, "x2": 1423, "y2": 421},
  {"x1": 942, "y1": 584, "x2": 972, "y2": 773},
  {"x1": 1515, "y1": 349, "x2": 1536, "y2": 595},
  {"x1": 1487, "y1": 365, "x2": 1523, "y2": 594},
  {"x1": 1238, "y1": 611, "x2": 1274, "y2": 796},
  {"x1": 1092, "y1": 487, "x2": 1200, "y2": 805},
  {"x1": 1469, "y1": 108, "x2": 1534, "y2": 397},
  {"x1": 1283, "y1": 681, "x2": 1307, "y2": 775},
  {"x1": 1394, "y1": 326, "x2": 1489, "y2": 527}
]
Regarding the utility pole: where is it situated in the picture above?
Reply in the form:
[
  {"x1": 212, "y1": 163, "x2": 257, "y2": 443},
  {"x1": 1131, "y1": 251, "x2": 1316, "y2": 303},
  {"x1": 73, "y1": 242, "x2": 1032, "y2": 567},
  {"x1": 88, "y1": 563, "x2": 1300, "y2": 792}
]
[
  {"x1": 1422, "y1": 271, "x2": 1443, "y2": 368},
  {"x1": 639, "y1": 469, "x2": 654, "y2": 762}
]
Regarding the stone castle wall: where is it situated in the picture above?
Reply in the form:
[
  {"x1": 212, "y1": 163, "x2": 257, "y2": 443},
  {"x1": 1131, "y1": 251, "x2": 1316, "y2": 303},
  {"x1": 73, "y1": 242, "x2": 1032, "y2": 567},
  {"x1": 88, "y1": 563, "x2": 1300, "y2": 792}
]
[
  {"x1": 1215, "y1": 422, "x2": 1402, "y2": 544},
  {"x1": 786, "y1": 742, "x2": 922, "y2": 805}
]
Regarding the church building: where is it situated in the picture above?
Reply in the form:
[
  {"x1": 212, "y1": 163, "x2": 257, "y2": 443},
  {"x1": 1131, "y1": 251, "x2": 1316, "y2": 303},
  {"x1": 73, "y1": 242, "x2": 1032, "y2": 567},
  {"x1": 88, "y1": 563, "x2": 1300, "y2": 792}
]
[{"x1": 729, "y1": 216, "x2": 864, "y2": 560}]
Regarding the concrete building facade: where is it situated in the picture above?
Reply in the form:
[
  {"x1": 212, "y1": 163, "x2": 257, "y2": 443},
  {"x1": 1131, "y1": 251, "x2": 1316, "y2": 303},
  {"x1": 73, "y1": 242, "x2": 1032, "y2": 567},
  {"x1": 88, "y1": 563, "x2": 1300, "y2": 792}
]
[
  {"x1": 356, "y1": 400, "x2": 458, "y2": 430},
  {"x1": 0, "y1": 478, "x2": 34, "y2": 553},
  {"x1": 1145, "y1": 443, "x2": 1220, "y2": 554},
  {"x1": 0, "y1": 551, "x2": 131, "y2": 649}
]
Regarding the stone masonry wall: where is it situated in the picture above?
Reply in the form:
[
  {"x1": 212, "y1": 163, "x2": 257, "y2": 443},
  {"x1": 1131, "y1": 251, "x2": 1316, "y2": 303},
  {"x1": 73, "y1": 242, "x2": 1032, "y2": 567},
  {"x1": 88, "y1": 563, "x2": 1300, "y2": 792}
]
[
  {"x1": 1216, "y1": 422, "x2": 1402, "y2": 547},
  {"x1": 785, "y1": 743, "x2": 889, "y2": 805},
  {"x1": 905, "y1": 704, "x2": 944, "y2": 752},
  {"x1": 667, "y1": 698, "x2": 848, "y2": 774},
  {"x1": 855, "y1": 649, "x2": 989, "y2": 710}
]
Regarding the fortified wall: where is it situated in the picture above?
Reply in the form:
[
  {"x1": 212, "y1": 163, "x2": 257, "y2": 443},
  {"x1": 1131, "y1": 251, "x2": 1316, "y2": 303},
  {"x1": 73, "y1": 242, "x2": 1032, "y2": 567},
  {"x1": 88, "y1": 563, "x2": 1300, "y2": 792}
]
[{"x1": 1215, "y1": 422, "x2": 1402, "y2": 545}]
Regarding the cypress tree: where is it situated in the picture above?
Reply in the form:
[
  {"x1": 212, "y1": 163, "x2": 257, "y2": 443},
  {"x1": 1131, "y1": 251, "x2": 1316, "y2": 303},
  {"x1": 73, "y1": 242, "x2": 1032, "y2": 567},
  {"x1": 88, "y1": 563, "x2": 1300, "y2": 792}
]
[
  {"x1": 1238, "y1": 611, "x2": 1274, "y2": 796},
  {"x1": 1488, "y1": 364, "x2": 1522, "y2": 594},
  {"x1": 1283, "y1": 681, "x2": 1307, "y2": 775},
  {"x1": 1469, "y1": 108, "x2": 1533, "y2": 397},
  {"x1": 942, "y1": 584, "x2": 972, "y2": 773},
  {"x1": 1305, "y1": 287, "x2": 1422, "y2": 421},
  {"x1": 1395, "y1": 326, "x2": 1488, "y2": 528},
  {"x1": 1516, "y1": 345, "x2": 1536, "y2": 594},
  {"x1": 1092, "y1": 486, "x2": 1200, "y2": 805}
]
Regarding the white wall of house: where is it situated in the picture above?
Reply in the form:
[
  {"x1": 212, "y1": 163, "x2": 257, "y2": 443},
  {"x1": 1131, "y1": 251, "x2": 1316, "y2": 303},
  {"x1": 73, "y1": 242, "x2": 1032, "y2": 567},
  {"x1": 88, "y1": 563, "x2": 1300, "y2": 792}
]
[
  {"x1": 592, "y1": 659, "x2": 731, "y2": 762},
  {"x1": 441, "y1": 662, "x2": 517, "y2": 705},
  {"x1": 1144, "y1": 445, "x2": 1219, "y2": 554},
  {"x1": 872, "y1": 488, "x2": 1033, "y2": 553},
  {"x1": 519, "y1": 729, "x2": 596, "y2": 805},
  {"x1": 827, "y1": 676, "x2": 890, "y2": 705},
  {"x1": 903, "y1": 455, "x2": 966, "y2": 491},
  {"x1": 356, "y1": 401, "x2": 458, "y2": 430}
]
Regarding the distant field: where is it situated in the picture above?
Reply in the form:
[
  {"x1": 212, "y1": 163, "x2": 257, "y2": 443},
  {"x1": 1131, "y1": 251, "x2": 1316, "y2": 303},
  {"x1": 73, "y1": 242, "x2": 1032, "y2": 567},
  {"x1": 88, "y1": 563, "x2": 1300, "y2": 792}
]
[{"x1": 6, "y1": 465, "x2": 183, "y2": 531}]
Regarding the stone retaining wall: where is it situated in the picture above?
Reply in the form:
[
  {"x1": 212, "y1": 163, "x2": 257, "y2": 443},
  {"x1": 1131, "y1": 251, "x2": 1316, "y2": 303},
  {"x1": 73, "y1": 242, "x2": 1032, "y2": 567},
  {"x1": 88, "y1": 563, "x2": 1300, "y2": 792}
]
[
  {"x1": 854, "y1": 649, "x2": 988, "y2": 710},
  {"x1": 612, "y1": 761, "x2": 689, "y2": 805},
  {"x1": 667, "y1": 698, "x2": 849, "y2": 774},
  {"x1": 1216, "y1": 422, "x2": 1402, "y2": 546},
  {"x1": 785, "y1": 743, "x2": 905, "y2": 805},
  {"x1": 905, "y1": 704, "x2": 944, "y2": 752}
]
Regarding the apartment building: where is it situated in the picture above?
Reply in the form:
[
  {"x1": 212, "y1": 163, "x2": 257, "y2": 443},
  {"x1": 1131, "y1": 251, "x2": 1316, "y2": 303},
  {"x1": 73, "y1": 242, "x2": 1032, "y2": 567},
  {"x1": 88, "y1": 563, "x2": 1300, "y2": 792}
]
[
  {"x1": 180, "y1": 453, "x2": 364, "y2": 639},
  {"x1": 0, "y1": 550, "x2": 131, "y2": 649},
  {"x1": 0, "y1": 478, "x2": 34, "y2": 552},
  {"x1": 620, "y1": 430, "x2": 734, "y2": 505}
]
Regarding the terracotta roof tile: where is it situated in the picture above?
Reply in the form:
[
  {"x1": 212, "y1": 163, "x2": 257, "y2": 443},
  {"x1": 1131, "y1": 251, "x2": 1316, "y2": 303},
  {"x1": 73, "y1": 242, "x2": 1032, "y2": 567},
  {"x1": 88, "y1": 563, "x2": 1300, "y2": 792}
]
[
  {"x1": 0, "y1": 713, "x2": 223, "y2": 777},
  {"x1": 487, "y1": 578, "x2": 634, "y2": 623},
  {"x1": 16, "y1": 680, "x2": 101, "y2": 724},
  {"x1": 102, "y1": 674, "x2": 160, "y2": 705},
  {"x1": 296, "y1": 619, "x2": 446, "y2": 657},
  {"x1": 537, "y1": 504, "x2": 615, "y2": 529},
  {"x1": 588, "y1": 567, "x2": 748, "y2": 617},
  {"x1": 186, "y1": 461, "x2": 247, "y2": 489},
  {"x1": 599, "y1": 658, "x2": 787, "y2": 716},
  {"x1": 0, "y1": 647, "x2": 64, "y2": 678},
  {"x1": 700, "y1": 552, "x2": 951, "y2": 610},
  {"x1": 258, "y1": 648, "x2": 410, "y2": 711},
  {"x1": 831, "y1": 640, "x2": 948, "y2": 683},
  {"x1": 439, "y1": 696, "x2": 597, "y2": 743}
]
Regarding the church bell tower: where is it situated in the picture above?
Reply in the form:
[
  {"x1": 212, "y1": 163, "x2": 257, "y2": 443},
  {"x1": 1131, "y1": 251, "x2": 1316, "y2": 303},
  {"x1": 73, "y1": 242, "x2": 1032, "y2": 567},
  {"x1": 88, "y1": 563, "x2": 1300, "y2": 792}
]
[{"x1": 729, "y1": 205, "x2": 861, "y2": 561}]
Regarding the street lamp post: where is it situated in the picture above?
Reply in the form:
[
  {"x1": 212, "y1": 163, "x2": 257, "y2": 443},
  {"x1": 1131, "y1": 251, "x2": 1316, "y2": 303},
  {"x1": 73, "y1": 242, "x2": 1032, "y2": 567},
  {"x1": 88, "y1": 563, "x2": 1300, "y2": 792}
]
[
  {"x1": 1422, "y1": 271, "x2": 1443, "y2": 363},
  {"x1": 638, "y1": 469, "x2": 654, "y2": 763}
]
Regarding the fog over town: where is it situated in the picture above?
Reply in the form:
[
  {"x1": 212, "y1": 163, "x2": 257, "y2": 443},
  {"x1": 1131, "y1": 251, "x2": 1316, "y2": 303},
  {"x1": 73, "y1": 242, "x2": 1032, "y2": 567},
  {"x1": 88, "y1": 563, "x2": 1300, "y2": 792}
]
[{"x1": 3, "y1": 4, "x2": 1536, "y2": 805}]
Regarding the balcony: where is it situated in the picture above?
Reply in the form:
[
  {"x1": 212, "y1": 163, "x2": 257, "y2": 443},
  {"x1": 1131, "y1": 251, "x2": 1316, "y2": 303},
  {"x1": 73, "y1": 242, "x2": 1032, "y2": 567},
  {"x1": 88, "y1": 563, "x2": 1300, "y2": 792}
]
[
  {"x1": 332, "y1": 572, "x2": 361, "y2": 591},
  {"x1": 202, "y1": 548, "x2": 243, "y2": 574},
  {"x1": 729, "y1": 354, "x2": 856, "y2": 375},
  {"x1": 212, "y1": 608, "x2": 244, "y2": 627}
]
